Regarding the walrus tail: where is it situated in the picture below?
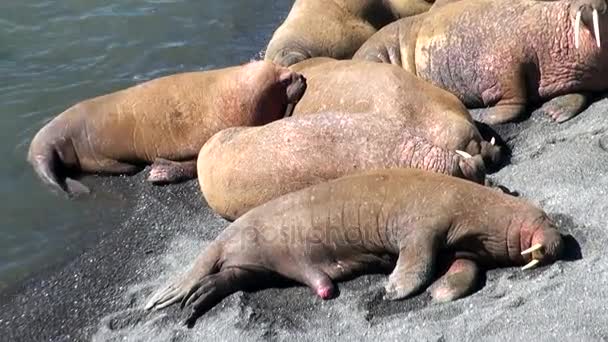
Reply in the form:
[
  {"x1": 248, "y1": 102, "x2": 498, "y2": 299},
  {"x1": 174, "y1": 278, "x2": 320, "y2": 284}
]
[{"x1": 27, "y1": 136, "x2": 90, "y2": 197}]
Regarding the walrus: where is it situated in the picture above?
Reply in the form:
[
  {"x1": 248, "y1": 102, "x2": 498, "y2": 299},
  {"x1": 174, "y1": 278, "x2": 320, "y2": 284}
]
[
  {"x1": 264, "y1": 0, "x2": 435, "y2": 66},
  {"x1": 353, "y1": 0, "x2": 608, "y2": 124},
  {"x1": 198, "y1": 112, "x2": 489, "y2": 221},
  {"x1": 145, "y1": 168, "x2": 564, "y2": 326},
  {"x1": 288, "y1": 58, "x2": 501, "y2": 166},
  {"x1": 27, "y1": 60, "x2": 307, "y2": 196}
]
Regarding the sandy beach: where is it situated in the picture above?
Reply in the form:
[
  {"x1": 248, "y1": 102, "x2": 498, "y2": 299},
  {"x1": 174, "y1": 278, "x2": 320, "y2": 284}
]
[{"x1": 2, "y1": 99, "x2": 608, "y2": 341}]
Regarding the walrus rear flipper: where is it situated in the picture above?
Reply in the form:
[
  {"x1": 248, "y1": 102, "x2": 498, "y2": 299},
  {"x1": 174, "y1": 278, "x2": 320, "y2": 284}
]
[
  {"x1": 145, "y1": 243, "x2": 265, "y2": 326},
  {"x1": 64, "y1": 178, "x2": 91, "y2": 196},
  {"x1": 28, "y1": 145, "x2": 90, "y2": 197}
]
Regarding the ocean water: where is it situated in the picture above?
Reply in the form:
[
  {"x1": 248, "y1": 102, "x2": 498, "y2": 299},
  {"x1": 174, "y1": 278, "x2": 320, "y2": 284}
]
[{"x1": 0, "y1": 0, "x2": 291, "y2": 291}]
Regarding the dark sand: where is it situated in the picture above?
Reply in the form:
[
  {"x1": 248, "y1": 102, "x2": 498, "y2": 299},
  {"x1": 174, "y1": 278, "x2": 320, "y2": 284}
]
[{"x1": 1, "y1": 100, "x2": 608, "y2": 341}]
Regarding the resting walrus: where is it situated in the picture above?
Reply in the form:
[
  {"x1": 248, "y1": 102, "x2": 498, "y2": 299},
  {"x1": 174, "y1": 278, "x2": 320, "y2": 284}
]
[
  {"x1": 145, "y1": 168, "x2": 564, "y2": 326},
  {"x1": 264, "y1": 0, "x2": 435, "y2": 66},
  {"x1": 27, "y1": 60, "x2": 307, "y2": 196},
  {"x1": 288, "y1": 58, "x2": 501, "y2": 165},
  {"x1": 353, "y1": 0, "x2": 608, "y2": 124},
  {"x1": 198, "y1": 112, "x2": 488, "y2": 220}
]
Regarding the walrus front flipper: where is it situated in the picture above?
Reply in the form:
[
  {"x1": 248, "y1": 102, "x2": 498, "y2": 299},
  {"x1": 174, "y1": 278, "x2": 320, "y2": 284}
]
[
  {"x1": 428, "y1": 258, "x2": 480, "y2": 302},
  {"x1": 383, "y1": 231, "x2": 439, "y2": 301},
  {"x1": 147, "y1": 158, "x2": 197, "y2": 185},
  {"x1": 539, "y1": 93, "x2": 590, "y2": 123},
  {"x1": 64, "y1": 178, "x2": 91, "y2": 196}
]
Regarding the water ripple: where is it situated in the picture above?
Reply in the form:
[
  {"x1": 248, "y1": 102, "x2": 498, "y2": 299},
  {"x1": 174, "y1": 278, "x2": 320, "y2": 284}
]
[{"x1": 0, "y1": 0, "x2": 293, "y2": 289}]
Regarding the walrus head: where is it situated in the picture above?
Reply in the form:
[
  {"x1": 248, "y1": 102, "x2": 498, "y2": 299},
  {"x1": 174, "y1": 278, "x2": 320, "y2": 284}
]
[
  {"x1": 570, "y1": 0, "x2": 607, "y2": 49},
  {"x1": 519, "y1": 219, "x2": 564, "y2": 271},
  {"x1": 279, "y1": 70, "x2": 307, "y2": 117}
]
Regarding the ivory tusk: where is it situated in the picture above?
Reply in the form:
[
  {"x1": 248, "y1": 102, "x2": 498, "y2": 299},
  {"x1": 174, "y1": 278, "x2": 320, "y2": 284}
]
[
  {"x1": 521, "y1": 243, "x2": 543, "y2": 255},
  {"x1": 593, "y1": 8, "x2": 601, "y2": 48},
  {"x1": 522, "y1": 259, "x2": 540, "y2": 271},
  {"x1": 455, "y1": 150, "x2": 473, "y2": 159}
]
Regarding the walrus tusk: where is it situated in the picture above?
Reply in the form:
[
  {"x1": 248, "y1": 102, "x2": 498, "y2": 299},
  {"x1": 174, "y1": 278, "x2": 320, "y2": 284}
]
[
  {"x1": 284, "y1": 103, "x2": 296, "y2": 118},
  {"x1": 575, "y1": 9, "x2": 582, "y2": 49},
  {"x1": 593, "y1": 8, "x2": 601, "y2": 48},
  {"x1": 455, "y1": 150, "x2": 472, "y2": 159},
  {"x1": 521, "y1": 243, "x2": 542, "y2": 255},
  {"x1": 522, "y1": 259, "x2": 540, "y2": 270},
  {"x1": 490, "y1": 137, "x2": 496, "y2": 146}
]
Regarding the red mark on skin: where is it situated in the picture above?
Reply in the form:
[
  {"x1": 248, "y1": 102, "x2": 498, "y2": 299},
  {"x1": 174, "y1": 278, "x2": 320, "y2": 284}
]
[{"x1": 316, "y1": 286, "x2": 334, "y2": 300}]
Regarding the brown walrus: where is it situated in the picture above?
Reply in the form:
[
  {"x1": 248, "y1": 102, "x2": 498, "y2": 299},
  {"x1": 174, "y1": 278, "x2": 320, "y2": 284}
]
[
  {"x1": 198, "y1": 112, "x2": 488, "y2": 221},
  {"x1": 27, "y1": 60, "x2": 307, "y2": 196},
  {"x1": 264, "y1": 0, "x2": 435, "y2": 66},
  {"x1": 145, "y1": 168, "x2": 564, "y2": 326},
  {"x1": 353, "y1": 0, "x2": 608, "y2": 124},
  {"x1": 288, "y1": 58, "x2": 501, "y2": 165}
]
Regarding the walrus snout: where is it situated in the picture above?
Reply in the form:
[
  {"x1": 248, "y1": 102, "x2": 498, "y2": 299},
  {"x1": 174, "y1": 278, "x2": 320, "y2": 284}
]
[
  {"x1": 570, "y1": 0, "x2": 607, "y2": 49},
  {"x1": 520, "y1": 222, "x2": 564, "y2": 270},
  {"x1": 479, "y1": 139, "x2": 504, "y2": 169}
]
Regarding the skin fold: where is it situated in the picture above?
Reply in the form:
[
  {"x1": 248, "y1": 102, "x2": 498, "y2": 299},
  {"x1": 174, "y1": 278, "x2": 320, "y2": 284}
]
[
  {"x1": 27, "y1": 60, "x2": 307, "y2": 196},
  {"x1": 146, "y1": 168, "x2": 564, "y2": 326},
  {"x1": 264, "y1": 0, "x2": 435, "y2": 66},
  {"x1": 353, "y1": 0, "x2": 608, "y2": 124}
]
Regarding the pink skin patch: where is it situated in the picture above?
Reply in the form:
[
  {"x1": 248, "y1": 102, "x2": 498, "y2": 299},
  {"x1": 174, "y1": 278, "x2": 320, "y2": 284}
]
[
  {"x1": 447, "y1": 260, "x2": 469, "y2": 273},
  {"x1": 432, "y1": 287, "x2": 452, "y2": 302},
  {"x1": 316, "y1": 286, "x2": 334, "y2": 300},
  {"x1": 148, "y1": 168, "x2": 169, "y2": 181}
]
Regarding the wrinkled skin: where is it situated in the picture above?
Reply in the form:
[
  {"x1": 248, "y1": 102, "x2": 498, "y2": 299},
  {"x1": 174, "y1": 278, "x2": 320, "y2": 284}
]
[
  {"x1": 265, "y1": 0, "x2": 435, "y2": 66},
  {"x1": 27, "y1": 61, "x2": 307, "y2": 196},
  {"x1": 145, "y1": 169, "x2": 564, "y2": 326},
  {"x1": 354, "y1": 0, "x2": 608, "y2": 124},
  {"x1": 198, "y1": 112, "x2": 487, "y2": 221},
  {"x1": 289, "y1": 58, "x2": 501, "y2": 166}
]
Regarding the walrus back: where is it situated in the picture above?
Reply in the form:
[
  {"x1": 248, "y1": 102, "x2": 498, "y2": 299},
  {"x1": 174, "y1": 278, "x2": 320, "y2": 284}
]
[{"x1": 353, "y1": 13, "x2": 424, "y2": 71}]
